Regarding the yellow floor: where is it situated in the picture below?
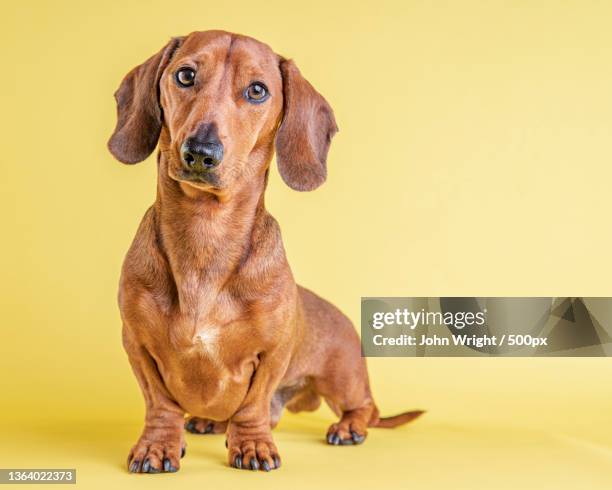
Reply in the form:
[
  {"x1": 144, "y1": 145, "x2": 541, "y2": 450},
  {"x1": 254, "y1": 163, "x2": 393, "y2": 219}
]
[{"x1": 2, "y1": 408, "x2": 611, "y2": 490}]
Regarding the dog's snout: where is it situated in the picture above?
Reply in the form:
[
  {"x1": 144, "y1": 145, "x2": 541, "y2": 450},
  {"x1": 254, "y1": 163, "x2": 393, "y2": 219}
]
[
  {"x1": 181, "y1": 140, "x2": 223, "y2": 169},
  {"x1": 181, "y1": 123, "x2": 224, "y2": 170}
]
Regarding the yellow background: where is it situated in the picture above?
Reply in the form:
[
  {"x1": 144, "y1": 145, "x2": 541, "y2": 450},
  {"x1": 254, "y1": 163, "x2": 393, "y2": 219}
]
[{"x1": 2, "y1": 0, "x2": 612, "y2": 488}]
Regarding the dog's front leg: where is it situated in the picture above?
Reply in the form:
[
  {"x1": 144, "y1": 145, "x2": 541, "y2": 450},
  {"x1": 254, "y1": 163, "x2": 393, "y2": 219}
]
[
  {"x1": 226, "y1": 352, "x2": 288, "y2": 471},
  {"x1": 124, "y1": 329, "x2": 185, "y2": 474}
]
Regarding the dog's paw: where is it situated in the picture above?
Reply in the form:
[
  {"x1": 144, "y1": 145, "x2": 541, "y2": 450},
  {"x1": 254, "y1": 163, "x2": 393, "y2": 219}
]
[
  {"x1": 227, "y1": 435, "x2": 281, "y2": 471},
  {"x1": 185, "y1": 417, "x2": 227, "y2": 435},
  {"x1": 127, "y1": 437, "x2": 185, "y2": 474},
  {"x1": 326, "y1": 422, "x2": 367, "y2": 446}
]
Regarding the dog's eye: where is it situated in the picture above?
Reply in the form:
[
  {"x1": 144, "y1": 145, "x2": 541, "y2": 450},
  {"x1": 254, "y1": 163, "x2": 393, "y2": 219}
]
[
  {"x1": 175, "y1": 68, "x2": 196, "y2": 87},
  {"x1": 244, "y1": 82, "x2": 269, "y2": 103}
]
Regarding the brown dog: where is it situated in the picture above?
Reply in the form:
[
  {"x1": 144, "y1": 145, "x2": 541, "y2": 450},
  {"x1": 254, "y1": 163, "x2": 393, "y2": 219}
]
[{"x1": 108, "y1": 30, "x2": 422, "y2": 473}]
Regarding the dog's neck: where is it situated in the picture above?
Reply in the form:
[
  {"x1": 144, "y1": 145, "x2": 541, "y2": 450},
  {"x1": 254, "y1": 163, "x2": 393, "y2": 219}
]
[{"x1": 154, "y1": 152, "x2": 269, "y2": 318}]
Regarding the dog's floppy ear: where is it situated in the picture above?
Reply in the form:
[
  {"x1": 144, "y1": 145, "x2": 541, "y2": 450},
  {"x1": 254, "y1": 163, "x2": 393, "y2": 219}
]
[
  {"x1": 108, "y1": 37, "x2": 183, "y2": 164},
  {"x1": 275, "y1": 59, "x2": 338, "y2": 191}
]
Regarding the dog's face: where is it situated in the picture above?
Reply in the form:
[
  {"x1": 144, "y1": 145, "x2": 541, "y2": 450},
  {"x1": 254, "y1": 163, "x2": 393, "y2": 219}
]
[
  {"x1": 108, "y1": 31, "x2": 338, "y2": 193},
  {"x1": 160, "y1": 32, "x2": 283, "y2": 192}
]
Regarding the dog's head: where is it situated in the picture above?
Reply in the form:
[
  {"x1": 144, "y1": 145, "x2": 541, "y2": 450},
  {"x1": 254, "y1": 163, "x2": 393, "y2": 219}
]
[{"x1": 108, "y1": 31, "x2": 338, "y2": 194}]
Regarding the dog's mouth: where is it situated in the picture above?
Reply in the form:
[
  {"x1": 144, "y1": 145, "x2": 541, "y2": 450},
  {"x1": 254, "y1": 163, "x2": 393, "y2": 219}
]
[{"x1": 169, "y1": 167, "x2": 222, "y2": 189}]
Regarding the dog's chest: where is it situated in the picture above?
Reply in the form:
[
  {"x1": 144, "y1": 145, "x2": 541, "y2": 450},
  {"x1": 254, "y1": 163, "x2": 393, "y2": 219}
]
[
  {"x1": 193, "y1": 324, "x2": 221, "y2": 353},
  {"x1": 188, "y1": 322, "x2": 230, "y2": 366},
  {"x1": 148, "y1": 307, "x2": 261, "y2": 419},
  {"x1": 170, "y1": 292, "x2": 264, "y2": 365}
]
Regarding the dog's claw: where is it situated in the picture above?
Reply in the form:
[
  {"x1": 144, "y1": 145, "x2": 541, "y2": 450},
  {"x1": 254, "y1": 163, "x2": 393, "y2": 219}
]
[
  {"x1": 162, "y1": 458, "x2": 177, "y2": 473},
  {"x1": 228, "y1": 436, "x2": 279, "y2": 471},
  {"x1": 333, "y1": 430, "x2": 363, "y2": 445},
  {"x1": 351, "y1": 431, "x2": 365, "y2": 444},
  {"x1": 142, "y1": 459, "x2": 151, "y2": 473},
  {"x1": 129, "y1": 460, "x2": 140, "y2": 473},
  {"x1": 185, "y1": 417, "x2": 226, "y2": 435},
  {"x1": 180, "y1": 446, "x2": 186, "y2": 458},
  {"x1": 327, "y1": 428, "x2": 366, "y2": 446}
]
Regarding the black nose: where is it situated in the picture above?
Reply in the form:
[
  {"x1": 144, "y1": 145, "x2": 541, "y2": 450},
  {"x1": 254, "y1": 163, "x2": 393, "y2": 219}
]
[{"x1": 181, "y1": 124, "x2": 224, "y2": 170}]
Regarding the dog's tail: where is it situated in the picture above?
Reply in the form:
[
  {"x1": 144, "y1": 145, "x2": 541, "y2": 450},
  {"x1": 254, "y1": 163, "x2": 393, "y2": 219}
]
[{"x1": 369, "y1": 409, "x2": 425, "y2": 428}]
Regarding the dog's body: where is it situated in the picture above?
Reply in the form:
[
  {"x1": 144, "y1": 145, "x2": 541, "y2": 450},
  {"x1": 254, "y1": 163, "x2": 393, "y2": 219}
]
[{"x1": 109, "y1": 30, "x2": 421, "y2": 473}]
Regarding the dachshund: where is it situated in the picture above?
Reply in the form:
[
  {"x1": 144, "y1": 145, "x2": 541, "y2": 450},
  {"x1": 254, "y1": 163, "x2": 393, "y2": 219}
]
[{"x1": 108, "y1": 30, "x2": 422, "y2": 473}]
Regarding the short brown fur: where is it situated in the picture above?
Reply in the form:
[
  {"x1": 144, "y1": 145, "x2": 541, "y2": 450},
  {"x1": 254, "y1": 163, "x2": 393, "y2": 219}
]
[{"x1": 108, "y1": 30, "x2": 422, "y2": 474}]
